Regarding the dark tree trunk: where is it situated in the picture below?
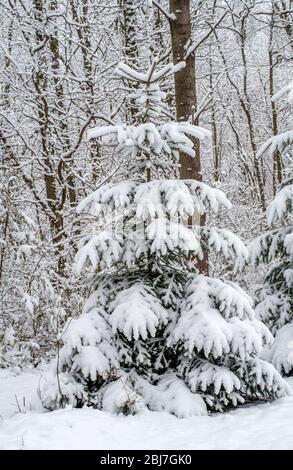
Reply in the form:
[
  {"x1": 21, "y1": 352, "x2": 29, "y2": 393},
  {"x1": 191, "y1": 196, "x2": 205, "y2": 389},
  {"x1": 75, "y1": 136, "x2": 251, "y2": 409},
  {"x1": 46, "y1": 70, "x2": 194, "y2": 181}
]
[
  {"x1": 169, "y1": 0, "x2": 208, "y2": 274},
  {"x1": 268, "y1": 9, "x2": 283, "y2": 194}
]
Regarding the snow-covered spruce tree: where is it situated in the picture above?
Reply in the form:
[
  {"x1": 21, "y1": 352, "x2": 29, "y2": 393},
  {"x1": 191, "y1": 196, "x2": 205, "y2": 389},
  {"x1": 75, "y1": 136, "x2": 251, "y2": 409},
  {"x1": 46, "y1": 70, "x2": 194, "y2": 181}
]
[
  {"x1": 250, "y1": 80, "x2": 293, "y2": 375},
  {"x1": 41, "y1": 61, "x2": 290, "y2": 416}
]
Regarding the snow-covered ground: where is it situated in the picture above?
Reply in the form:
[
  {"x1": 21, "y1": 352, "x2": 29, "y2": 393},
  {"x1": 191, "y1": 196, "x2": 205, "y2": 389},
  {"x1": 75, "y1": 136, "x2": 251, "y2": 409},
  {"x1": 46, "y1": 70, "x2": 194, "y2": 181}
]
[{"x1": 1, "y1": 367, "x2": 293, "y2": 450}]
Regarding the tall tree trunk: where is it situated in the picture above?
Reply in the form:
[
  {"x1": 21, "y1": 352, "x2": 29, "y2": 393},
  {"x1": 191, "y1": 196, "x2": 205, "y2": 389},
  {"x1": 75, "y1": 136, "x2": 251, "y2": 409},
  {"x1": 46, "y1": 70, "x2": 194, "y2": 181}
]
[
  {"x1": 121, "y1": 0, "x2": 140, "y2": 120},
  {"x1": 122, "y1": 0, "x2": 140, "y2": 66},
  {"x1": 169, "y1": 0, "x2": 208, "y2": 274},
  {"x1": 209, "y1": 50, "x2": 220, "y2": 182},
  {"x1": 33, "y1": 0, "x2": 67, "y2": 279},
  {"x1": 268, "y1": 8, "x2": 283, "y2": 194}
]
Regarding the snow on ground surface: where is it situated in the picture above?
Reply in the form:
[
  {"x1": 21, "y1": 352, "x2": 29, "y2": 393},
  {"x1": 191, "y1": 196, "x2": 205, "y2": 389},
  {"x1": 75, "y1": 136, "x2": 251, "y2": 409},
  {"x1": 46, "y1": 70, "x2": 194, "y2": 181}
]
[{"x1": 1, "y1": 367, "x2": 293, "y2": 450}]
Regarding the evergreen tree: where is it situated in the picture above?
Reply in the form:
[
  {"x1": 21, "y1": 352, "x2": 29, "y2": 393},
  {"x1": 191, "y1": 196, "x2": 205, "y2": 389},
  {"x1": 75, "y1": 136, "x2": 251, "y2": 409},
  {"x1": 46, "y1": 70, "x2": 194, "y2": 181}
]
[
  {"x1": 250, "y1": 79, "x2": 293, "y2": 375},
  {"x1": 41, "y1": 61, "x2": 290, "y2": 416}
]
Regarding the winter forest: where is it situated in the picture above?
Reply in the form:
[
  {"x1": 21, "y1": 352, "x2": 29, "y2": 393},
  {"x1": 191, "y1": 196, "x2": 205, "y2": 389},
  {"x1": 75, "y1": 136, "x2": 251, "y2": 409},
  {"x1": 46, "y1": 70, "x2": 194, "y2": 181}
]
[{"x1": 1, "y1": 0, "x2": 293, "y2": 451}]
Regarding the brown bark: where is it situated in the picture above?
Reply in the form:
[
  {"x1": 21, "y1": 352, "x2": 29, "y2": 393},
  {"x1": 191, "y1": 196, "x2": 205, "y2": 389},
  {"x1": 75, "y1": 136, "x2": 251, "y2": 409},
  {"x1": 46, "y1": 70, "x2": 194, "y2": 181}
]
[
  {"x1": 268, "y1": 10, "x2": 283, "y2": 194},
  {"x1": 209, "y1": 51, "x2": 220, "y2": 182},
  {"x1": 169, "y1": 0, "x2": 208, "y2": 274},
  {"x1": 32, "y1": 0, "x2": 67, "y2": 278}
]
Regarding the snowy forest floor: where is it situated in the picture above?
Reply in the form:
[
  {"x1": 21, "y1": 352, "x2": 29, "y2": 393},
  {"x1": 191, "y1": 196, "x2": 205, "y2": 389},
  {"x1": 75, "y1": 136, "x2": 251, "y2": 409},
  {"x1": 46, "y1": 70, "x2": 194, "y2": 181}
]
[{"x1": 1, "y1": 366, "x2": 293, "y2": 450}]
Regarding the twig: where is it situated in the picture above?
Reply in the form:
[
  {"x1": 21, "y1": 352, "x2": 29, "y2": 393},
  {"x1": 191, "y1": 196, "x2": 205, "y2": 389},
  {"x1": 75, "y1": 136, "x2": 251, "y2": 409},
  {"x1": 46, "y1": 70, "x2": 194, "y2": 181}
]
[
  {"x1": 152, "y1": 0, "x2": 176, "y2": 22},
  {"x1": 15, "y1": 394, "x2": 22, "y2": 413}
]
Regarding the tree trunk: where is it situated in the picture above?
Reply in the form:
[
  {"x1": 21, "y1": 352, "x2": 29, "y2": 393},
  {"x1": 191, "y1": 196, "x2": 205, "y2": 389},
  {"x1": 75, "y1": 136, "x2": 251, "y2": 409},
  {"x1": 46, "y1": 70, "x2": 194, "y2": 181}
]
[
  {"x1": 121, "y1": 0, "x2": 140, "y2": 120},
  {"x1": 268, "y1": 9, "x2": 283, "y2": 194},
  {"x1": 169, "y1": 0, "x2": 208, "y2": 274}
]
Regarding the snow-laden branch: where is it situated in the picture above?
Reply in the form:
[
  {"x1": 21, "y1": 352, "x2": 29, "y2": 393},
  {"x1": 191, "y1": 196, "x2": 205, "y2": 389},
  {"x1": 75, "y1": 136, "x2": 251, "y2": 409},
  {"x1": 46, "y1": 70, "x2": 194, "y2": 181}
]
[
  {"x1": 256, "y1": 130, "x2": 293, "y2": 159},
  {"x1": 152, "y1": 0, "x2": 176, "y2": 22},
  {"x1": 184, "y1": 11, "x2": 228, "y2": 59},
  {"x1": 87, "y1": 122, "x2": 211, "y2": 160},
  {"x1": 257, "y1": 79, "x2": 293, "y2": 158},
  {"x1": 115, "y1": 60, "x2": 186, "y2": 84}
]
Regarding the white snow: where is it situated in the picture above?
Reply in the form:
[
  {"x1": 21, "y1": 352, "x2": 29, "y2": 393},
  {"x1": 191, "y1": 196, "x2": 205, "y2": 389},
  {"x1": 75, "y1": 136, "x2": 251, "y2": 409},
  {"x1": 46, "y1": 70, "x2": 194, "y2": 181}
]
[
  {"x1": 173, "y1": 275, "x2": 267, "y2": 360},
  {"x1": 135, "y1": 373, "x2": 207, "y2": 418},
  {"x1": 1, "y1": 368, "x2": 293, "y2": 449},
  {"x1": 267, "y1": 184, "x2": 293, "y2": 225},
  {"x1": 115, "y1": 60, "x2": 186, "y2": 85},
  {"x1": 266, "y1": 323, "x2": 293, "y2": 374},
  {"x1": 272, "y1": 80, "x2": 293, "y2": 102},
  {"x1": 87, "y1": 122, "x2": 210, "y2": 159},
  {"x1": 109, "y1": 283, "x2": 168, "y2": 341}
]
